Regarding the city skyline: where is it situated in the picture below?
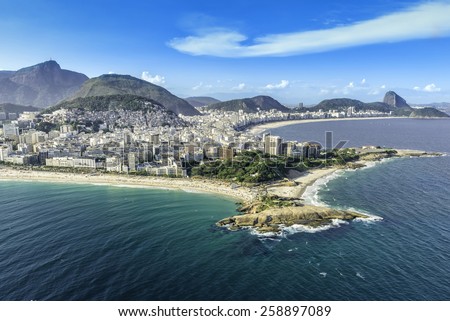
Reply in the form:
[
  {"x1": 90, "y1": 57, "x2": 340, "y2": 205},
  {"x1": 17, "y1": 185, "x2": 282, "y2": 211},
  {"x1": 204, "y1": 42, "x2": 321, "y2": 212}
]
[{"x1": 1, "y1": 0, "x2": 450, "y2": 104}]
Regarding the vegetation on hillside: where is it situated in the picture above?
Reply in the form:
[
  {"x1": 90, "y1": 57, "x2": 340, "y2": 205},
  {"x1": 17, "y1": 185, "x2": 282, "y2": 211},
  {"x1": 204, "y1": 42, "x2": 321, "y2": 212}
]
[
  {"x1": 409, "y1": 107, "x2": 449, "y2": 118},
  {"x1": 69, "y1": 74, "x2": 199, "y2": 116},
  {"x1": 189, "y1": 149, "x2": 369, "y2": 183},
  {"x1": 45, "y1": 94, "x2": 168, "y2": 113},
  {"x1": 206, "y1": 96, "x2": 290, "y2": 113}
]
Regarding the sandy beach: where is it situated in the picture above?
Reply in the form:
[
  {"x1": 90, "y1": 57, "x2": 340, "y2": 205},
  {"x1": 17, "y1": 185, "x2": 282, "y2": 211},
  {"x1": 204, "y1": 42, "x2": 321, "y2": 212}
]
[
  {"x1": 248, "y1": 116, "x2": 407, "y2": 135},
  {"x1": 0, "y1": 166, "x2": 343, "y2": 205},
  {"x1": 266, "y1": 167, "x2": 341, "y2": 199},
  {"x1": 0, "y1": 147, "x2": 434, "y2": 207},
  {"x1": 0, "y1": 168, "x2": 255, "y2": 203}
]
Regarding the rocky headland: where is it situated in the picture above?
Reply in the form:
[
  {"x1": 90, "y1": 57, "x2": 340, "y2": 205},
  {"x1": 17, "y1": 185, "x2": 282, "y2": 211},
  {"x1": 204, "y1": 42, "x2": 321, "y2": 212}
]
[
  {"x1": 216, "y1": 205, "x2": 367, "y2": 233},
  {"x1": 216, "y1": 148, "x2": 443, "y2": 233}
]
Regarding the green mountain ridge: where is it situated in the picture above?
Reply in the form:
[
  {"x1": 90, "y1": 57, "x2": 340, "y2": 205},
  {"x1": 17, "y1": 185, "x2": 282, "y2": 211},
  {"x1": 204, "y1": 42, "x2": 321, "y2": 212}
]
[
  {"x1": 43, "y1": 94, "x2": 186, "y2": 128},
  {"x1": 185, "y1": 96, "x2": 221, "y2": 107},
  {"x1": 409, "y1": 107, "x2": 449, "y2": 118},
  {"x1": 46, "y1": 94, "x2": 169, "y2": 113},
  {"x1": 68, "y1": 74, "x2": 200, "y2": 116},
  {"x1": 0, "y1": 103, "x2": 40, "y2": 115},
  {"x1": 206, "y1": 95, "x2": 290, "y2": 113},
  {"x1": 297, "y1": 91, "x2": 447, "y2": 117}
]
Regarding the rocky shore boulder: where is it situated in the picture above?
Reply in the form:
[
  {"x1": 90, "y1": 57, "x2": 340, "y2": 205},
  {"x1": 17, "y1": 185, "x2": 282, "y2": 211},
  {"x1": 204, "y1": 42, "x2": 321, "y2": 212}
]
[{"x1": 217, "y1": 205, "x2": 368, "y2": 232}]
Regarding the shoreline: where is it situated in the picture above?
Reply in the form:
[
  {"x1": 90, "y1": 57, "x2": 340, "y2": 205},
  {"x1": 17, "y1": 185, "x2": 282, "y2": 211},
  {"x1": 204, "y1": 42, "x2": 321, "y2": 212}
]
[
  {"x1": 247, "y1": 116, "x2": 408, "y2": 135},
  {"x1": 0, "y1": 148, "x2": 438, "y2": 205},
  {"x1": 0, "y1": 168, "x2": 254, "y2": 203}
]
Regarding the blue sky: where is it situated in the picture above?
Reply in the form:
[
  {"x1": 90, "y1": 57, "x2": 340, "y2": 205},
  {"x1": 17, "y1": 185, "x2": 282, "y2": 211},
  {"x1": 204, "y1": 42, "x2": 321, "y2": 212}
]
[{"x1": 1, "y1": 0, "x2": 450, "y2": 104}]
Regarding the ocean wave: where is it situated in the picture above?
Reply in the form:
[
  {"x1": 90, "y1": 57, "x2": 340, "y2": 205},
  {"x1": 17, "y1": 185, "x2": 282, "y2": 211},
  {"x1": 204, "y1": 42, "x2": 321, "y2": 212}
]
[
  {"x1": 302, "y1": 160, "x2": 391, "y2": 217},
  {"x1": 282, "y1": 219, "x2": 349, "y2": 235},
  {"x1": 302, "y1": 170, "x2": 346, "y2": 206}
]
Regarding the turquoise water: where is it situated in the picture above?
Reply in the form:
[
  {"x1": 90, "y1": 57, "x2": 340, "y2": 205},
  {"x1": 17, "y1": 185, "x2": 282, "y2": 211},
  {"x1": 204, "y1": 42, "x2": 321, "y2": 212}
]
[{"x1": 1, "y1": 118, "x2": 450, "y2": 300}]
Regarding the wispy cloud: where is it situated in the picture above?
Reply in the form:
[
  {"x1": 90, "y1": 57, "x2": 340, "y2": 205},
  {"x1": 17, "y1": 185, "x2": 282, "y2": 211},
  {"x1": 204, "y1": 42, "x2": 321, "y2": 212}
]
[
  {"x1": 232, "y1": 83, "x2": 246, "y2": 90},
  {"x1": 192, "y1": 82, "x2": 213, "y2": 91},
  {"x1": 141, "y1": 71, "x2": 166, "y2": 85},
  {"x1": 414, "y1": 83, "x2": 442, "y2": 92},
  {"x1": 168, "y1": 2, "x2": 450, "y2": 57},
  {"x1": 265, "y1": 80, "x2": 289, "y2": 90}
]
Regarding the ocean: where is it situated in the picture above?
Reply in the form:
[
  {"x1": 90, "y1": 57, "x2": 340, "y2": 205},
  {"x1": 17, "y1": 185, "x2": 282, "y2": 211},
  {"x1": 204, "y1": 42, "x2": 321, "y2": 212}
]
[{"x1": 1, "y1": 118, "x2": 449, "y2": 300}]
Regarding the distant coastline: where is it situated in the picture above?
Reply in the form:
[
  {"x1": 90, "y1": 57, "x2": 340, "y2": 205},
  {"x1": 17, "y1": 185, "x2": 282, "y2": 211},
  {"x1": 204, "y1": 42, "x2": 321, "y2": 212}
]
[{"x1": 247, "y1": 116, "x2": 408, "y2": 135}]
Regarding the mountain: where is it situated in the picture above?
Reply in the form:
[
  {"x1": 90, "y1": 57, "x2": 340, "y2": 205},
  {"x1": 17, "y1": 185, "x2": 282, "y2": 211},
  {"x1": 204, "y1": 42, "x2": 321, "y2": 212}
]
[
  {"x1": 185, "y1": 96, "x2": 221, "y2": 107},
  {"x1": 44, "y1": 94, "x2": 186, "y2": 127},
  {"x1": 312, "y1": 98, "x2": 392, "y2": 113},
  {"x1": 410, "y1": 108, "x2": 449, "y2": 118},
  {"x1": 206, "y1": 95, "x2": 290, "y2": 113},
  {"x1": 306, "y1": 91, "x2": 419, "y2": 116},
  {"x1": 0, "y1": 60, "x2": 88, "y2": 108},
  {"x1": 68, "y1": 74, "x2": 200, "y2": 116},
  {"x1": 0, "y1": 103, "x2": 40, "y2": 120},
  {"x1": 302, "y1": 91, "x2": 446, "y2": 118},
  {"x1": 383, "y1": 91, "x2": 411, "y2": 109}
]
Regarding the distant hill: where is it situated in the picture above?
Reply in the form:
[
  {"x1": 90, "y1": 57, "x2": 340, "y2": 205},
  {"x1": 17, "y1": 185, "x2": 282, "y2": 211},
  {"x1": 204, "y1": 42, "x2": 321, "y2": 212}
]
[
  {"x1": 312, "y1": 98, "x2": 393, "y2": 113},
  {"x1": 44, "y1": 94, "x2": 186, "y2": 127},
  {"x1": 69, "y1": 74, "x2": 199, "y2": 116},
  {"x1": 185, "y1": 96, "x2": 221, "y2": 107},
  {"x1": 410, "y1": 108, "x2": 449, "y2": 118},
  {"x1": 0, "y1": 60, "x2": 88, "y2": 108},
  {"x1": 306, "y1": 98, "x2": 411, "y2": 116},
  {"x1": 206, "y1": 95, "x2": 290, "y2": 113},
  {"x1": 47, "y1": 94, "x2": 166, "y2": 113},
  {"x1": 299, "y1": 91, "x2": 447, "y2": 118},
  {"x1": 303, "y1": 91, "x2": 428, "y2": 116},
  {"x1": 0, "y1": 103, "x2": 39, "y2": 114}
]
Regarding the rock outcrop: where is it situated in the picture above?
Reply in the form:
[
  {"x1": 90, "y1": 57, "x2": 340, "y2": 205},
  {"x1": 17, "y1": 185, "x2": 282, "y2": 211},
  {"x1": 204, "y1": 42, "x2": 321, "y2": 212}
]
[
  {"x1": 217, "y1": 205, "x2": 368, "y2": 232},
  {"x1": 383, "y1": 91, "x2": 411, "y2": 109}
]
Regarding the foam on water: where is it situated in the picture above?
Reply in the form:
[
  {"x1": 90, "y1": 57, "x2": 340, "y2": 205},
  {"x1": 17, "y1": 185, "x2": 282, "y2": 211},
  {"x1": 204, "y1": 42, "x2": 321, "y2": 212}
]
[
  {"x1": 302, "y1": 170, "x2": 346, "y2": 207},
  {"x1": 282, "y1": 219, "x2": 349, "y2": 235}
]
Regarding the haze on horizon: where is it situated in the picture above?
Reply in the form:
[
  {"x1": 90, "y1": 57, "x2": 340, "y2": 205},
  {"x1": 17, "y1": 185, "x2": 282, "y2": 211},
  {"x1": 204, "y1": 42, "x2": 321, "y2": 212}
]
[{"x1": 1, "y1": 0, "x2": 450, "y2": 105}]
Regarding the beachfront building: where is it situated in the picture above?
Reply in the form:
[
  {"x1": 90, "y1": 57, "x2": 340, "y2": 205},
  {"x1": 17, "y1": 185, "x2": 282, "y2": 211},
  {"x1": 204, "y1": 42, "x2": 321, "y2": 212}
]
[
  {"x1": 302, "y1": 142, "x2": 322, "y2": 159},
  {"x1": 264, "y1": 134, "x2": 282, "y2": 156},
  {"x1": 45, "y1": 157, "x2": 102, "y2": 169}
]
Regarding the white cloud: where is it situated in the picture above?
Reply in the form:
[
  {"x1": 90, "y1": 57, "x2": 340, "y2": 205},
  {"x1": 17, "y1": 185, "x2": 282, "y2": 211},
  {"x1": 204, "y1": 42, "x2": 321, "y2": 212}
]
[
  {"x1": 141, "y1": 71, "x2": 166, "y2": 85},
  {"x1": 361, "y1": 78, "x2": 366, "y2": 85},
  {"x1": 232, "y1": 83, "x2": 246, "y2": 90},
  {"x1": 424, "y1": 83, "x2": 441, "y2": 92},
  {"x1": 414, "y1": 83, "x2": 441, "y2": 92},
  {"x1": 381, "y1": 85, "x2": 386, "y2": 89},
  {"x1": 265, "y1": 80, "x2": 289, "y2": 90},
  {"x1": 108, "y1": 71, "x2": 115, "y2": 74},
  {"x1": 346, "y1": 82, "x2": 355, "y2": 88},
  {"x1": 168, "y1": 2, "x2": 450, "y2": 57},
  {"x1": 192, "y1": 82, "x2": 203, "y2": 90}
]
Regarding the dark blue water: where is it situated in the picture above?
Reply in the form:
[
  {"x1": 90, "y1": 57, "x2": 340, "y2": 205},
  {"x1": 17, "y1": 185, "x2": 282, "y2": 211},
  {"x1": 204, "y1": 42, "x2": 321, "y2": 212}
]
[{"x1": 1, "y1": 118, "x2": 450, "y2": 300}]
